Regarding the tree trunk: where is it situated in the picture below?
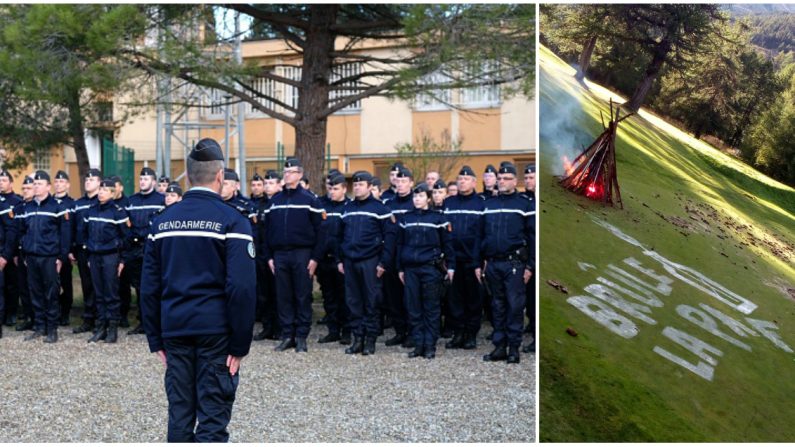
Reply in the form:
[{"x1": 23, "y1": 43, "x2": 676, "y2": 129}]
[
  {"x1": 576, "y1": 35, "x2": 597, "y2": 81},
  {"x1": 728, "y1": 101, "x2": 756, "y2": 148},
  {"x1": 67, "y1": 89, "x2": 90, "y2": 194},
  {"x1": 293, "y1": 5, "x2": 338, "y2": 194},
  {"x1": 625, "y1": 42, "x2": 670, "y2": 113}
]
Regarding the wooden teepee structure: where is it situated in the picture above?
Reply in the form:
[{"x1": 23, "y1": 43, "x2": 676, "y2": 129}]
[{"x1": 559, "y1": 99, "x2": 632, "y2": 208}]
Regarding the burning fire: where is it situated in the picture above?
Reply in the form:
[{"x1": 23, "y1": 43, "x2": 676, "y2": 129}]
[{"x1": 562, "y1": 156, "x2": 574, "y2": 176}]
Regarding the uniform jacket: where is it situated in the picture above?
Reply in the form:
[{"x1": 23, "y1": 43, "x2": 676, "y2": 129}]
[
  {"x1": 0, "y1": 192, "x2": 21, "y2": 207},
  {"x1": 72, "y1": 194, "x2": 99, "y2": 251},
  {"x1": 335, "y1": 194, "x2": 393, "y2": 266},
  {"x1": 126, "y1": 190, "x2": 165, "y2": 244},
  {"x1": 226, "y1": 194, "x2": 257, "y2": 234},
  {"x1": 443, "y1": 191, "x2": 486, "y2": 268},
  {"x1": 140, "y1": 188, "x2": 256, "y2": 357},
  {"x1": 259, "y1": 184, "x2": 324, "y2": 262},
  {"x1": 396, "y1": 208, "x2": 455, "y2": 272},
  {"x1": 0, "y1": 197, "x2": 17, "y2": 260},
  {"x1": 383, "y1": 192, "x2": 414, "y2": 270},
  {"x1": 16, "y1": 194, "x2": 71, "y2": 258},
  {"x1": 317, "y1": 195, "x2": 350, "y2": 259},
  {"x1": 380, "y1": 187, "x2": 397, "y2": 203},
  {"x1": 83, "y1": 200, "x2": 132, "y2": 262},
  {"x1": 481, "y1": 191, "x2": 535, "y2": 270}
]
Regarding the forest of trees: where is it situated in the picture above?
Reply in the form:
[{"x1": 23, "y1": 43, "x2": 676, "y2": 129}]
[{"x1": 541, "y1": 5, "x2": 795, "y2": 186}]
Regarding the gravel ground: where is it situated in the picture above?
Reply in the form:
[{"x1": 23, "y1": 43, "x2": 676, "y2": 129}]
[{"x1": 0, "y1": 320, "x2": 535, "y2": 442}]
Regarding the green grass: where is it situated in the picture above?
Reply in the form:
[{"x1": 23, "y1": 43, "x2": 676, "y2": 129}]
[{"x1": 539, "y1": 45, "x2": 795, "y2": 442}]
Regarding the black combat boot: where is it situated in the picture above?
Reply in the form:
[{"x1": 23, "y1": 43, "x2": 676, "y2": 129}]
[
  {"x1": 345, "y1": 336, "x2": 364, "y2": 355},
  {"x1": 127, "y1": 323, "x2": 145, "y2": 335},
  {"x1": 445, "y1": 332, "x2": 465, "y2": 349},
  {"x1": 16, "y1": 319, "x2": 33, "y2": 331},
  {"x1": 253, "y1": 327, "x2": 272, "y2": 341},
  {"x1": 295, "y1": 337, "x2": 308, "y2": 353},
  {"x1": 339, "y1": 331, "x2": 352, "y2": 345},
  {"x1": 59, "y1": 315, "x2": 70, "y2": 326},
  {"x1": 507, "y1": 345, "x2": 520, "y2": 364},
  {"x1": 318, "y1": 332, "x2": 340, "y2": 344},
  {"x1": 362, "y1": 336, "x2": 376, "y2": 356},
  {"x1": 44, "y1": 328, "x2": 58, "y2": 343},
  {"x1": 483, "y1": 342, "x2": 508, "y2": 362},
  {"x1": 522, "y1": 340, "x2": 535, "y2": 354},
  {"x1": 462, "y1": 331, "x2": 477, "y2": 350},
  {"x1": 105, "y1": 321, "x2": 119, "y2": 343},
  {"x1": 24, "y1": 330, "x2": 45, "y2": 341},
  {"x1": 73, "y1": 320, "x2": 94, "y2": 334},
  {"x1": 423, "y1": 345, "x2": 436, "y2": 359},
  {"x1": 401, "y1": 337, "x2": 415, "y2": 349},
  {"x1": 407, "y1": 346, "x2": 424, "y2": 358},
  {"x1": 88, "y1": 322, "x2": 108, "y2": 343},
  {"x1": 274, "y1": 338, "x2": 296, "y2": 352},
  {"x1": 384, "y1": 333, "x2": 405, "y2": 347}
]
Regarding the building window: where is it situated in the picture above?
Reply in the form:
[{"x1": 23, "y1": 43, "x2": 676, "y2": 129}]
[
  {"x1": 330, "y1": 62, "x2": 362, "y2": 113},
  {"x1": 414, "y1": 71, "x2": 452, "y2": 111},
  {"x1": 203, "y1": 87, "x2": 227, "y2": 119},
  {"x1": 34, "y1": 150, "x2": 51, "y2": 172},
  {"x1": 281, "y1": 65, "x2": 302, "y2": 111},
  {"x1": 96, "y1": 102, "x2": 114, "y2": 123},
  {"x1": 246, "y1": 74, "x2": 276, "y2": 117},
  {"x1": 460, "y1": 62, "x2": 502, "y2": 108}
]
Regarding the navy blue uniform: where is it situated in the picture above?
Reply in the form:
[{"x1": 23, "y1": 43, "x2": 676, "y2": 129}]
[
  {"x1": 382, "y1": 193, "x2": 414, "y2": 339},
  {"x1": 121, "y1": 190, "x2": 165, "y2": 324},
  {"x1": 396, "y1": 208, "x2": 455, "y2": 353},
  {"x1": 260, "y1": 184, "x2": 324, "y2": 343},
  {"x1": 54, "y1": 194, "x2": 76, "y2": 325},
  {"x1": 380, "y1": 187, "x2": 397, "y2": 203},
  {"x1": 522, "y1": 190, "x2": 536, "y2": 340},
  {"x1": 335, "y1": 195, "x2": 392, "y2": 339},
  {"x1": 317, "y1": 195, "x2": 350, "y2": 338},
  {"x1": 0, "y1": 198, "x2": 17, "y2": 327},
  {"x1": 1, "y1": 192, "x2": 21, "y2": 325},
  {"x1": 84, "y1": 201, "x2": 131, "y2": 324},
  {"x1": 253, "y1": 195, "x2": 279, "y2": 338},
  {"x1": 17, "y1": 195, "x2": 71, "y2": 335},
  {"x1": 72, "y1": 193, "x2": 99, "y2": 325},
  {"x1": 12, "y1": 200, "x2": 32, "y2": 325},
  {"x1": 482, "y1": 191, "x2": 534, "y2": 350},
  {"x1": 141, "y1": 188, "x2": 256, "y2": 442},
  {"x1": 443, "y1": 191, "x2": 486, "y2": 339}
]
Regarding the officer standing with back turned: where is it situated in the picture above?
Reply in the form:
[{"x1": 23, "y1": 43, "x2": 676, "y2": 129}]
[{"x1": 141, "y1": 138, "x2": 256, "y2": 442}]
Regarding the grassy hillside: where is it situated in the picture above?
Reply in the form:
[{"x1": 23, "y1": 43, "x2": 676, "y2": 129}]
[{"x1": 538, "y1": 45, "x2": 795, "y2": 442}]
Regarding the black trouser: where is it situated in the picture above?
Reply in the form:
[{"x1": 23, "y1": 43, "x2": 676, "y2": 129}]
[
  {"x1": 164, "y1": 334, "x2": 239, "y2": 443},
  {"x1": 0, "y1": 267, "x2": 5, "y2": 322},
  {"x1": 3, "y1": 260, "x2": 18, "y2": 321},
  {"x1": 485, "y1": 259, "x2": 526, "y2": 348},
  {"x1": 383, "y1": 270, "x2": 407, "y2": 335},
  {"x1": 256, "y1": 262, "x2": 279, "y2": 334},
  {"x1": 404, "y1": 264, "x2": 444, "y2": 349},
  {"x1": 58, "y1": 254, "x2": 73, "y2": 321},
  {"x1": 27, "y1": 255, "x2": 60, "y2": 333},
  {"x1": 89, "y1": 253, "x2": 121, "y2": 323},
  {"x1": 120, "y1": 252, "x2": 143, "y2": 323},
  {"x1": 450, "y1": 265, "x2": 483, "y2": 334},
  {"x1": 16, "y1": 255, "x2": 32, "y2": 321},
  {"x1": 317, "y1": 257, "x2": 348, "y2": 335},
  {"x1": 75, "y1": 247, "x2": 95, "y2": 322},
  {"x1": 273, "y1": 248, "x2": 313, "y2": 340},
  {"x1": 344, "y1": 256, "x2": 382, "y2": 338}
]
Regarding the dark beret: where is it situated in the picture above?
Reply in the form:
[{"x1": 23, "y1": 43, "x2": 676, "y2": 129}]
[
  {"x1": 459, "y1": 165, "x2": 476, "y2": 177},
  {"x1": 395, "y1": 166, "x2": 413, "y2": 179},
  {"x1": 498, "y1": 163, "x2": 517, "y2": 175},
  {"x1": 190, "y1": 138, "x2": 224, "y2": 162},
  {"x1": 524, "y1": 164, "x2": 536, "y2": 174},
  {"x1": 86, "y1": 168, "x2": 102, "y2": 179},
  {"x1": 0, "y1": 169, "x2": 12, "y2": 181},
  {"x1": 55, "y1": 170, "x2": 69, "y2": 181},
  {"x1": 371, "y1": 177, "x2": 382, "y2": 187},
  {"x1": 433, "y1": 179, "x2": 447, "y2": 190},
  {"x1": 285, "y1": 157, "x2": 302, "y2": 168},
  {"x1": 223, "y1": 169, "x2": 239, "y2": 182},
  {"x1": 264, "y1": 170, "x2": 281, "y2": 181},
  {"x1": 352, "y1": 171, "x2": 373, "y2": 183},
  {"x1": 166, "y1": 182, "x2": 183, "y2": 196},
  {"x1": 110, "y1": 175, "x2": 122, "y2": 185},
  {"x1": 484, "y1": 164, "x2": 497, "y2": 174},
  {"x1": 140, "y1": 167, "x2": 156, "y2": 177},
  {"x1": 33, "y1": 170, "x2": 50, "y2": 182},
  {"x1": 390, "y1": 161, "x2": 404, "y2": 172},
  {"x1": 158, "y1": 176, "x2": 170, "y2": 183},
  {"x1": 327, "y1": 173, "x2": 346, "y2": 186},
  {"x1": 413, "y1": 183, "x2": 430, "y2": 195},
  {"x1": 22, "y1": 176, "x2": 33, "y2": 185},
  {"x1": 251, "y1": 173, "x2": 263, "y2": 182},
  {"x1": 100, "y1": 178, "x2": 116, "y2": 188}
]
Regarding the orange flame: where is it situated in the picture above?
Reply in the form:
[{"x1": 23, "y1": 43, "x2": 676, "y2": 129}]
[{"x1": 562, "y1": 156, "x2": 574, "y2": 176}]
